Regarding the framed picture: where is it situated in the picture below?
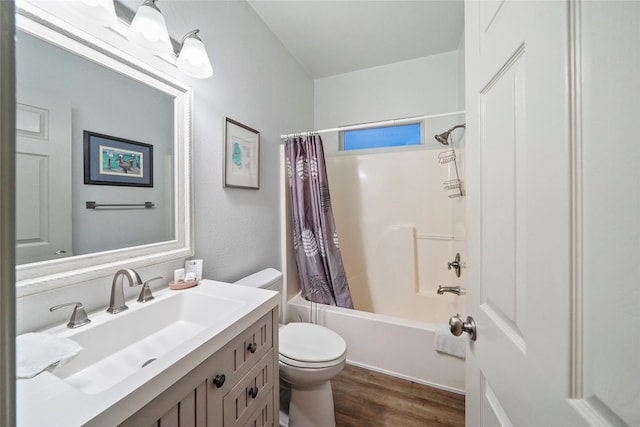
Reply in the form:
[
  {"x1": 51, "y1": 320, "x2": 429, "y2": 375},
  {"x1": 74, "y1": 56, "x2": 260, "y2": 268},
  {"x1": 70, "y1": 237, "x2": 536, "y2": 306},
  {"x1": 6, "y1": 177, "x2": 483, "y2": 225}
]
[
  {"x1": 224, "y1": 117, "x2": 260, "y2": 189},
  {"x1": 83, "y1": 131, "x2": 153, "y2": 187}
]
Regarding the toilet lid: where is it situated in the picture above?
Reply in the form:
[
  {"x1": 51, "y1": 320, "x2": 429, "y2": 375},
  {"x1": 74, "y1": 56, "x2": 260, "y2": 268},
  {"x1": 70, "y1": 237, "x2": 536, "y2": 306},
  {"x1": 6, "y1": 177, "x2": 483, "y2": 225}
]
[{"x1": 279, "y1": 323, "x2": 346, "y2": 363}]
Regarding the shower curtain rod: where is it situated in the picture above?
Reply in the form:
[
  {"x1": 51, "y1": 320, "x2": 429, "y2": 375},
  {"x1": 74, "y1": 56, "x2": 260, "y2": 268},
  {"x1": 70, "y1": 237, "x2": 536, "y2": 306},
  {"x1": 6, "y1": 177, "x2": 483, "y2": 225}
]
[{"x1": 279, "y1": 110, "x2": 465, "y2": 141}]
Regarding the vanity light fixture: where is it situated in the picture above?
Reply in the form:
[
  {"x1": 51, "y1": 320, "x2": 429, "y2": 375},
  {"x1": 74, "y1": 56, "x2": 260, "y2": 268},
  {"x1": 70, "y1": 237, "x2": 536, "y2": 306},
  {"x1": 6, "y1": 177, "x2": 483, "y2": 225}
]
[
  {"x1": 176, "y1": 30, "x2": 213, "y2": 79},
  {"x1": 69, "y1": 0, "x2": 118, "y2": 27},
  {"x1": 74, "y1": 0, "x2": 214, "y2": 78},
  {"x1": 127, "y1": 0, "x2": 173, "y2": 55}
]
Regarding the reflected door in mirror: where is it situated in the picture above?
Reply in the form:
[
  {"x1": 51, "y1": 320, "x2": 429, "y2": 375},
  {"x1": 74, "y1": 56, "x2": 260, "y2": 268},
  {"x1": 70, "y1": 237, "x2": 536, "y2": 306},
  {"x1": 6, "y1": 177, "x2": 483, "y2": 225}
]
[{"x1": 16, "y1": 90, "x2": 72, "y2": 264}]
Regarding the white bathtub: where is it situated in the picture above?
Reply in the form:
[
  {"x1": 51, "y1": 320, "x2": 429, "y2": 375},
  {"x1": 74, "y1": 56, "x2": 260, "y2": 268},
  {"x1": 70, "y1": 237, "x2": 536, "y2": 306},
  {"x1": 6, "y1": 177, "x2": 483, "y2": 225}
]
[{"x1": 286, "y1": 292, "x2": 465, "y2": 394}]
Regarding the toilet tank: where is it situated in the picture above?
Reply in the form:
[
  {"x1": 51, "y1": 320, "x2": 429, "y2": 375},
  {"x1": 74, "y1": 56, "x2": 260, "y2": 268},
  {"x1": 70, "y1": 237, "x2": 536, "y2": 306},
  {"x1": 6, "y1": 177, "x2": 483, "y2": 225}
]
[
  {"x1": 234, "y1": 269, "x2": 284, "y2": 321},
  {"x1": 234, "y1": 268, "x2": 283, "y2": 292}
]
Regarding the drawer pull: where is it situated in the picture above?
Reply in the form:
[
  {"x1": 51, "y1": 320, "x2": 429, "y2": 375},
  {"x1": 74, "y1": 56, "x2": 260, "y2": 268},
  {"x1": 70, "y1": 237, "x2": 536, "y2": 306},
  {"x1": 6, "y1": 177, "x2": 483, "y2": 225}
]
[
  {"x1": 247, "y1": 342, "x2": 257, "y2": 353},
  {"x1": 213, "y1": 374, "x2": 226, "y2": 388},
  {"x1": 248, "y1": 386, "x2": 259, "y2": 399}
]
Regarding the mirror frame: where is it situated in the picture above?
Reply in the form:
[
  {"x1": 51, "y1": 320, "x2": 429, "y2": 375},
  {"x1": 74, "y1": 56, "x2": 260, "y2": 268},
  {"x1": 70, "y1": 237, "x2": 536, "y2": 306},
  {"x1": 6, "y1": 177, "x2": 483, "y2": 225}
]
[{"x1": 15, "y1": 1, "x2": 194, "y2": 297}]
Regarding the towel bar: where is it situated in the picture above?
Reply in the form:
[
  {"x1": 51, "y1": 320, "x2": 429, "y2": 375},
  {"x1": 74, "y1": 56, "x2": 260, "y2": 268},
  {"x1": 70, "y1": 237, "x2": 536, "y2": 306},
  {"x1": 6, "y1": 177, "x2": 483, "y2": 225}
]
[{"x1": 86, "y1": 201, "x2": 155, "y2": 209}]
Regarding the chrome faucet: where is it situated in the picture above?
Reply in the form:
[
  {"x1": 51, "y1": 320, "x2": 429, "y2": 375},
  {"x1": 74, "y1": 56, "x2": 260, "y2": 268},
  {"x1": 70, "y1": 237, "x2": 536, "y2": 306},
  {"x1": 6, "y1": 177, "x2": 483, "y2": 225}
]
[
  {"x1": 107, "y1": 268, "x2": 143, "y2": 314},
  {"x1": 437, "y1": 285, "x2": 466, "y2": 296}
]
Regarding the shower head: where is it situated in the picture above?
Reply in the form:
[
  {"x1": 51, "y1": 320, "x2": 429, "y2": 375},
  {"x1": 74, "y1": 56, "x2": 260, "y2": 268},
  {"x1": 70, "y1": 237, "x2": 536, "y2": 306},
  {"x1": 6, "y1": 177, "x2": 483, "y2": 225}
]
[
  {"x1": 434, "y1": 124, "x2": 466, "y2": 145},
  {"x1": 434, "y1": 132, "x2": 450, "y2": 145}
]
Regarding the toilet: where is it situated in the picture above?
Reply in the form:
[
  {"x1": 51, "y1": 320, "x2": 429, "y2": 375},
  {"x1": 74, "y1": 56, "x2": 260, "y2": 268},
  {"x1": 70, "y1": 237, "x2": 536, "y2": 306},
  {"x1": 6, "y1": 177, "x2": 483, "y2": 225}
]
[{"x1": 234, "y1": 268, "x2": 347, "y2": 427}]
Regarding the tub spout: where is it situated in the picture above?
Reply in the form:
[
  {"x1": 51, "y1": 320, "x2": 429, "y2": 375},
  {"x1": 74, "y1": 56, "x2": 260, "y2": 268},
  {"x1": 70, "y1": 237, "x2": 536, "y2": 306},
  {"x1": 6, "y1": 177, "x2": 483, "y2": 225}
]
[{"x1": 437, "y1": 285, "x2": 466, "y2": 296}]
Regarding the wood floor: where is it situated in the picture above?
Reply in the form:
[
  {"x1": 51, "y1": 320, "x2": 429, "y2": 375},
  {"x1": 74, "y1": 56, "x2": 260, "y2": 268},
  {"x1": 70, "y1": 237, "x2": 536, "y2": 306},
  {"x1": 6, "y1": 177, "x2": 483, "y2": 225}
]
[{"x1": 332, "y1": 364, "x2": 465, "y2": 427}]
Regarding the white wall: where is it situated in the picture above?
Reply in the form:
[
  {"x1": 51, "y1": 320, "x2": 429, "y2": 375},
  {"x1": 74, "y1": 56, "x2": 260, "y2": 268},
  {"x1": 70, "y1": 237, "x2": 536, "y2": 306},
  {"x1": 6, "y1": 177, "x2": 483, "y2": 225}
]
[
  {"x1": 16, "y1": 0, "x2": 313, "y2": 334},
  {"x1": 457, "y1": 33, "x2": 465, "y2": 110},
  {"x1": 178, "y1": 1, "x2": 313, "y2": 282},
  {"x1": 314, "y1": 51, "x2": 460, "y2": 156}
]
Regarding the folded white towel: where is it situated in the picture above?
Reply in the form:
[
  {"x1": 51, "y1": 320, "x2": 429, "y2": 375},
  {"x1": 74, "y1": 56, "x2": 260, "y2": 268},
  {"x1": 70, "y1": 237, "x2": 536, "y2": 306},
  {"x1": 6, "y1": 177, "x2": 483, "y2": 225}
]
[
  {"x1": 434, "y1": 324, "x2": 466, "y2": 359},
  {"x1": 16, "y1": 332, "x2": 83, "y2": 379}
]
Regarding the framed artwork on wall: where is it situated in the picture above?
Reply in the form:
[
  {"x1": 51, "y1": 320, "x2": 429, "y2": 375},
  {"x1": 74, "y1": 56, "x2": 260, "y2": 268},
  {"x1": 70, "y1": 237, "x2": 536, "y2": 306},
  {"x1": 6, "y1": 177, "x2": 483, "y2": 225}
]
[
  {"x1": 223, "y1": 117, "x2": 260, "y2": 189},
  {"x1": 83, "y1": 131, "x2": 153, "y2": 187}
]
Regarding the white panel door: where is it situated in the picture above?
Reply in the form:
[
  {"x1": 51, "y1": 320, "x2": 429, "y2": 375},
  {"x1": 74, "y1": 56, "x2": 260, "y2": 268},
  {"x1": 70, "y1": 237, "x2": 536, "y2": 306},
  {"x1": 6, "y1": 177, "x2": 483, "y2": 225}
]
[
  {"x1": 464, "y1": 0, "x2": 639, "y2": 425},
  {"x1": 16, "y1": 91, "x2": 72, "y2": 264}
]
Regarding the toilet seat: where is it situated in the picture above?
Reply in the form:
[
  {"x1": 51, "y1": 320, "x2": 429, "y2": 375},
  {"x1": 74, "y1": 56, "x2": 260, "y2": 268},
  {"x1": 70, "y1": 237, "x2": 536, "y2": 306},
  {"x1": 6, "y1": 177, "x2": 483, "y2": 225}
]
[
  {"x1": 279, "y1": 352, "x2": 346, "y2": 369},
  {"x1": 279, "y1": 323, "x2": 346, "y2": 368}
]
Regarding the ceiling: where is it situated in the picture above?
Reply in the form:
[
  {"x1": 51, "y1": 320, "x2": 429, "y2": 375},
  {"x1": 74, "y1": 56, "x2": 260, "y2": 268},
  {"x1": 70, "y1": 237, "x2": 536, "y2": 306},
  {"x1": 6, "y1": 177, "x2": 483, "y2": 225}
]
[{"x1": 247, "y1": 0, "x2": 464, "y2": 79}]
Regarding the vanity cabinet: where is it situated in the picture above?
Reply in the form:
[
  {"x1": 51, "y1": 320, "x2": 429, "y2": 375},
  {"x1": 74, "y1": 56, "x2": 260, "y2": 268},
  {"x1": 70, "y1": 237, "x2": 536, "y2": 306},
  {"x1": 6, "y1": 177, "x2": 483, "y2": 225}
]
[{"x1": 120, "y1": 309, "x2": 278, "y2": 427}]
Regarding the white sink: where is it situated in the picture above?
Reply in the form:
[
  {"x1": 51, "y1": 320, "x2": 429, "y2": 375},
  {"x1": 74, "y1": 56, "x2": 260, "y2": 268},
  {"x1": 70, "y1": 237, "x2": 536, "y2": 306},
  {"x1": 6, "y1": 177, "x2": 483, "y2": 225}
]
[
  {"x1": 50, "y1": 290, "x2": 245, "y2": 394},
  {"x1": 18, "y1": 280, "x2": 278, "y2": 426}
]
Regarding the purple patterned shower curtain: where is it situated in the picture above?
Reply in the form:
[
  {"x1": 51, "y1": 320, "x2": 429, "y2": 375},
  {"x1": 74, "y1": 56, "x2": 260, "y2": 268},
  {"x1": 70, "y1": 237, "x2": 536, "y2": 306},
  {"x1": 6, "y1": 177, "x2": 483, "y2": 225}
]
[{"x1": 285, "y1": 135, "x2": 353, "y2": 308}]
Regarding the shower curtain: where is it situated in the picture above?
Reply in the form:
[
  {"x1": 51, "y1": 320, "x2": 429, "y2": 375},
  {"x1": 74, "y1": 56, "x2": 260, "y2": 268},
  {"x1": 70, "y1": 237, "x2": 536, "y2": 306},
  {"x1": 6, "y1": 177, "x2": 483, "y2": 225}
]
[{"x1": 285, "y1": 135, "x2": 353, "y2": 308}]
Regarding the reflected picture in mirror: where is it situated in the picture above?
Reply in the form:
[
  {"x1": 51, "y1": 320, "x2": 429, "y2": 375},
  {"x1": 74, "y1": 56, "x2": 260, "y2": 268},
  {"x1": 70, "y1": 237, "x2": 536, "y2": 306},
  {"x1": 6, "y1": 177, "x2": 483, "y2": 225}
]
[{"x1": 83, "y1": 131, "x2": 154, "y2": 187}]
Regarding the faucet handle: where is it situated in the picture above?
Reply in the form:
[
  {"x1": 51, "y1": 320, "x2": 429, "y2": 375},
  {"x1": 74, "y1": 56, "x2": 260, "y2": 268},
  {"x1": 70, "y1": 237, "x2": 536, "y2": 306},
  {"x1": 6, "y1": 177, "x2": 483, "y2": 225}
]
[
  {"x1": 137, "y1": 276, "x2": 162, "y2": 303},
  {"x1": 50, "y1": 302, "x2": 91, "y2": 328},
  {"x1": 447, "y1": 253, "x2": 462, "y2": 277}
]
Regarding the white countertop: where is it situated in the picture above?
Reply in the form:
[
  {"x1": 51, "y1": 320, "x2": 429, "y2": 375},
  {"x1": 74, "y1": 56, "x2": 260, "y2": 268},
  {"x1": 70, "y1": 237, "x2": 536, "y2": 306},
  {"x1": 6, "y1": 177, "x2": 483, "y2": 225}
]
[{"x1": 17, "y1": 280, "x2": 278, "y2": 427}]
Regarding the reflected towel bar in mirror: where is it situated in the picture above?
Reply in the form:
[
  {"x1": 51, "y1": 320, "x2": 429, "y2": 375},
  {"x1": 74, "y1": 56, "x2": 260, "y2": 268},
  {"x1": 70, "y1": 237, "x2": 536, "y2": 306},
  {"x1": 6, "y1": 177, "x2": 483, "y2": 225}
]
[{"x1": 86, "y1": 201, "x2": 155, "y2": 209}]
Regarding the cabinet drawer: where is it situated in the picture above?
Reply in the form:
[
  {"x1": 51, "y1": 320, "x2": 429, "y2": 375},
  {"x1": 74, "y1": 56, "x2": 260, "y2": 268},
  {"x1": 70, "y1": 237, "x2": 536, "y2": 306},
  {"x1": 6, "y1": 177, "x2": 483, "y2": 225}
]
[
  {"x1": 223, "y1": 349, "x2": 274, "y2": 427},
  {"x1": 245, "y1": 388, "x2": 274, "y2": 427},
  {"x1": 217, "y1": 311, "x2": 273, "y2": 391}
]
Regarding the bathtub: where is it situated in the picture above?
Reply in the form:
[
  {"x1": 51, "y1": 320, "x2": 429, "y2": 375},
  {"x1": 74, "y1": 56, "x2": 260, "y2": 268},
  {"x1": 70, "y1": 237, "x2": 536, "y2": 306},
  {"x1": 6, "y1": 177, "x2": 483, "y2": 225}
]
[{"x1": 286, "y1": 291, "x2": 465, "y2": 394}]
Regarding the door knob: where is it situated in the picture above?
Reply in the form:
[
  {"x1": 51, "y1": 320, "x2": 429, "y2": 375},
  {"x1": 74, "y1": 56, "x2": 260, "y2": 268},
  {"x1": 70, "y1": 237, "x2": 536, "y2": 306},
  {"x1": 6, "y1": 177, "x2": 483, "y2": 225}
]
[{"x1": 449, "y1": 313, "x2": 477, "y2": 341}]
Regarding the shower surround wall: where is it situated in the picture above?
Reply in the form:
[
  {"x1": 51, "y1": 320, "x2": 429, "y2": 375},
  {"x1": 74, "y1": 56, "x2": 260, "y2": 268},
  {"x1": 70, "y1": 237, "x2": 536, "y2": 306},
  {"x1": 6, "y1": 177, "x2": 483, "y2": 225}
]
[{"x1": 326, "y1": 146, "x2": 465, "y2": 323}]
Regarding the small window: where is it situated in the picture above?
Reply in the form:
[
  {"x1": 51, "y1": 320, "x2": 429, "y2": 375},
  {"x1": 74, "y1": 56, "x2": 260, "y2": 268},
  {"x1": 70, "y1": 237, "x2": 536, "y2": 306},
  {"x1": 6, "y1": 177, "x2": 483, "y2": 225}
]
[{"x1": 341, "y1": 122, "x2": 422, "y2": 151}]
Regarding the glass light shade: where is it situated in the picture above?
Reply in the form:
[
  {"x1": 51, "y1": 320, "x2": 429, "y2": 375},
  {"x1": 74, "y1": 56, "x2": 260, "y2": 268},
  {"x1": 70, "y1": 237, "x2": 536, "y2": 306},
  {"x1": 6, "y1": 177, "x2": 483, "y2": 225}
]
[
  {"x1": 127, "y1": 0, "x2": 173, "y2": 56},
  {"x1": 70, "y1": 0, "x2": 117, "y2": 27},
  {"x1": 177, "y1": 34, "x2": 213, "y2": 78}
]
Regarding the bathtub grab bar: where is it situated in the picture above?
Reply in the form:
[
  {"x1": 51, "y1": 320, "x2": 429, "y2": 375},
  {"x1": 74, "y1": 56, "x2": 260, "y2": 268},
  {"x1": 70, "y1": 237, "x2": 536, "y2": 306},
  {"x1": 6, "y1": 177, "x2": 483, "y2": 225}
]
[{"x1": 415, "y1": 234, "x2": 455, "y2": 241}]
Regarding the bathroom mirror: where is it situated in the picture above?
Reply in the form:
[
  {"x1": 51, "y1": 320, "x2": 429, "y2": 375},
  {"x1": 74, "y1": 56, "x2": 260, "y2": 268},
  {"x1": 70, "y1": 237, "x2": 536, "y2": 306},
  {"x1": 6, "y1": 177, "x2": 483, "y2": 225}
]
[{"x1": 15, "y1": 1, "x2": 193, "y2": 297}]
